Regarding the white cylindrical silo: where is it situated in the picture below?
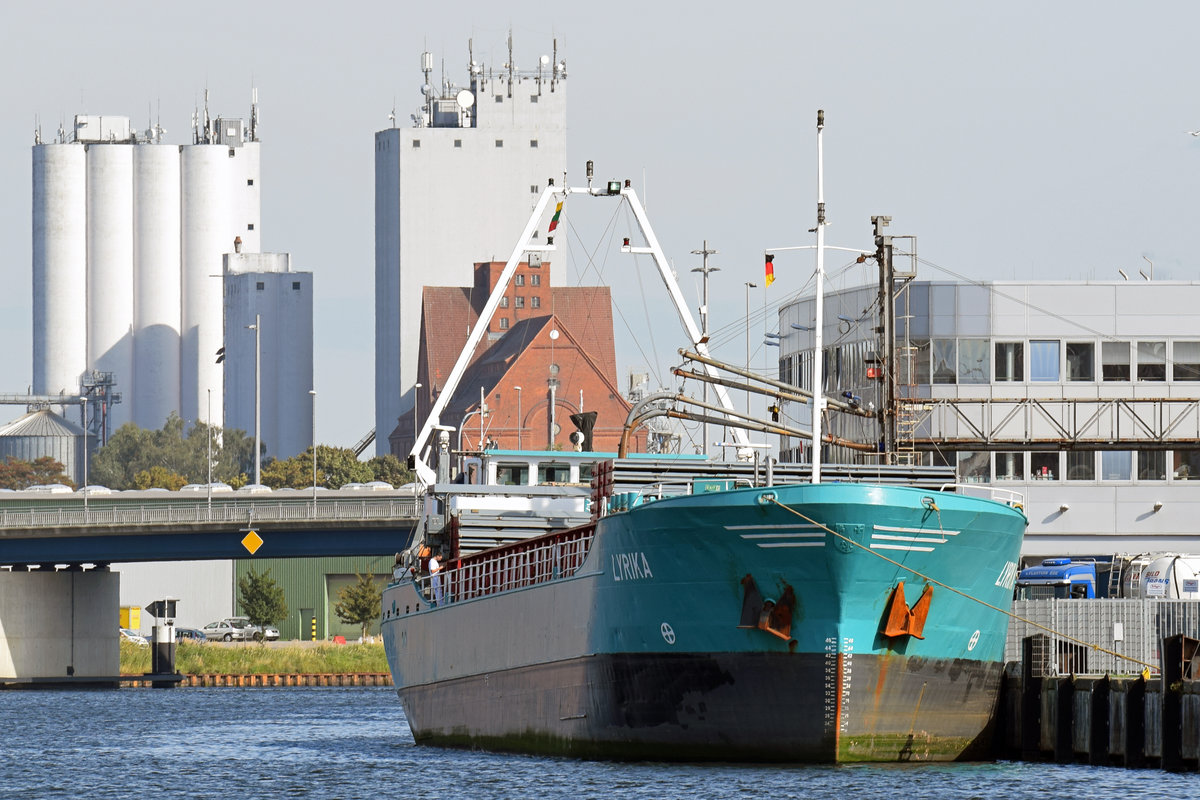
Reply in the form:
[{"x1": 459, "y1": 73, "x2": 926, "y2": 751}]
[
  {"x1": 32, "y1": 143, "x2": 88, "y2": 397},
  {"x1": 181, "y1": 144, "x2": 233, "y2": 429},
  {"x1": 132, "y1": 144, "x2": 181, "y2": 430},
  {"x1": 86, "y1": 144, "x2": 135, "y2": 429}
]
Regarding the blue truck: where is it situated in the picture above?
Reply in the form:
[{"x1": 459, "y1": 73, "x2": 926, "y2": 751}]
[{"x1": 1015, "y1": 557, "x2": 1103, "y2": 599}]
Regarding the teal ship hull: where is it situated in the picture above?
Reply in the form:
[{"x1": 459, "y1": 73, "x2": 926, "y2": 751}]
[{"x1": 382, "y1": 481, "x2": 1027, "y2": 762}]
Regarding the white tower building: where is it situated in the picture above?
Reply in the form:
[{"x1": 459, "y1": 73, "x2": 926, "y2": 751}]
[
  {"x1": 31, "y1": 98, "x2": 261, "y2": 438},
  {"x1": 223, "y1": 252, "x2": 314, "y2": 460},
  {"x1": 374, "y1": 39, "x2": 568, "y2": 454}
]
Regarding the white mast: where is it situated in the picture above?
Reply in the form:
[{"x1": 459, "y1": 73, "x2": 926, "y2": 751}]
[{"x1": 812, "y1": 110, "x2": 826, "y2": 485}]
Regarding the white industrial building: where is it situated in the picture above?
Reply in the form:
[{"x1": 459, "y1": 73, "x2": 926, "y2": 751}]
[
  {"x1": 374, "y1": 40, "x2": 568, "y2": 454},
  {"x1": 777, "y1": 277, "x2": 1200, "y2": 557},
  {"x1": 31, "y1": 99, "x2": 262, "y2": 438},
  {"x1": 223, "y1": 252, "x2": 314, "y2": 460}
]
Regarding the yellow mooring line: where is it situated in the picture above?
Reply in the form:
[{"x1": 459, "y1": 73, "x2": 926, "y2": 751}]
[{"x1": 766, "y1": 496, "x2": 1156, "y2": 674}]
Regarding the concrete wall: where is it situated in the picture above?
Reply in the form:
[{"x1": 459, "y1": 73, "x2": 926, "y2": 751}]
[{"x1": 0, "y1": 568, "x2": 118, "y2": 679}]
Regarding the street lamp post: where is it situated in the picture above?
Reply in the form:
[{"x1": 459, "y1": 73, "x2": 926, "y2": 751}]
[
  {"x1": 309, "y1": 389, "x2": 317, "y2": 511},
  {"x1": 79, "y1": 396, "x2": 88, "y2": 519},
  {"x1": 745, "y1": 282, "x2": 757, "y2": 416},
  {"x1": 206, "y1": 388, "x2": 212, "y2": 519},
  {"x1": 247, "y1": 314, "x2": 261, "y2": 486},
  {"x1": 513, "y1": 386, "x2": 523, "y2": 449}
]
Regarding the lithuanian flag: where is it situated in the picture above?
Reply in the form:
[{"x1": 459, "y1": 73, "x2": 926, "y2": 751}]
[
  {"x1": 765, "y1": 254, "x2": 775, "y2": 287},
  {"x1": 548, "y1": 201, "x2": 564, "y2": 233}
]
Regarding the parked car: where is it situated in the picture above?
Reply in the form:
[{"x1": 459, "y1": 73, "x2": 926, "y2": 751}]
[
  {"x1": 202, "y1": 620, "x2": 246, "y2": 642},
  {"x1": 119, "y1": 628, "x2": 148, "y2": 646},
  {"x1": 223, "y1": 616, "x2": 279, "y2": 641},
  {"x1": 174, "y1": 627, "x2": 207, "y2": 644}
]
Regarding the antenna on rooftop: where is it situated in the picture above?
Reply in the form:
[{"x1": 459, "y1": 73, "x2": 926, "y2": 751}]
[{"x1": 250, "y1": 86, "x2": 259, "y2": 141}]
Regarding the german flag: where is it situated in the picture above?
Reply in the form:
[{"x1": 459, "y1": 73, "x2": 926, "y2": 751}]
[
  {"x1": 765, "y1": 254, "x2": 775, "y2": 287},
  {"x1": 548, "y1": 201, "x2": 564, "y2": 233}
]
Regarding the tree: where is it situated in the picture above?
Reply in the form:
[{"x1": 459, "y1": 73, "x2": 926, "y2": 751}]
[
  {"x1": 237, "y1": 567, "x2": 288, "y2": 641},
  {"x1": 366, "y1": 453, "x2": 414, "y2": 487},
  {"x1": 90, "y1": 414, "x2": 261, "y2": 489},
  {"x1": 261, "y1": 448, "x2": 415, "y2": 490},
  {"x1": 335, "y1": 572, "x2": 383, "y2": 641},
  {"x1": 133, "y1": 465, "x2": 188, "y2": 490},
  {"x1": 0, "y1": 456, "x2": 74, "y2": 490}
]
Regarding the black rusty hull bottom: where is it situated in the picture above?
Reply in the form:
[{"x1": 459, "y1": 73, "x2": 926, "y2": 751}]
[{"x1": 398, "y1": 652, "x2": 1004, "y2": 762}]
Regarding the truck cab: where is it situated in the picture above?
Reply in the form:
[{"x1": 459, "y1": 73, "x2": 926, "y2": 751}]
[{"x1": 1015, "y1": 558, "x2": 1098, "y2": 599}]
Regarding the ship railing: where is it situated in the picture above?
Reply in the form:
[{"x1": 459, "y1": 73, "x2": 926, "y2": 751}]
[
  {"x1": 1005, "y1": 598, "x2": 1200, "y2": 677},
  {"x1": 937, "y1": 483, "x2": 1025, "y2": 509},
  {"x1": 415, "y1": 526, "x2": 596, "y2": 607}
]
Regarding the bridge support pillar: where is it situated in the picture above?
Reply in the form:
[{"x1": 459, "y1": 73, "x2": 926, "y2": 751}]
[{"x1": 0, "y1": 567, "x2": 119, "y2": 684}]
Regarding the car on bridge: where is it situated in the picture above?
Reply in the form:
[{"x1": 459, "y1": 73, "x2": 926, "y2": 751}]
[{"x1": 202, "y1": 620, "x2": 247, "y2": 642}]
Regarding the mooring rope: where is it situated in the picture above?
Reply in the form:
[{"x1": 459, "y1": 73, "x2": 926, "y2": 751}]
[{"x1": 766, "y1": 496, "x2": 1156, "y2": 673}]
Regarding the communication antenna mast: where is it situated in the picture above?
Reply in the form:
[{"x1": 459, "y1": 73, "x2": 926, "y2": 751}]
[
  {"x1": 421, "y1": 49, "x2": 434, "y2": 122},
  {"x1": 551, "y1": 39, "x2": 558, "y2": 90},
  {"x1": 507, "y1": 30, "x2": 514, "y2": 97},
  {"x1": 250, "y1": 87, "x2": 259, "y2": 141}
]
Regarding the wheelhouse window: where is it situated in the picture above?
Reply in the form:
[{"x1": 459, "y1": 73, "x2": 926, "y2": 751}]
[
  {"x1": 1066, "y1": 342, "x2": 1094, "y2": 381},
  {"x1": 995, "y1": 342, "x2": 1024, "y2": 382},
  {"x1": 537, "y1": 462, "x2": 570, "y2": 483},
  {"x1": 1030, "y1": 340, "x2": 1060, "y2": 382},
  {"x1": 1102, "y1": 341, "x2": 1130, "y2": 381},
  {"x1": 1137, "y1": 341, "x2": 1166, "y2": 381},
  {"x1": 496, "y1": 463, "x2": 529, "y2": 485},
  {"x1": 1173, "y1": 341, "x2": 1200, "y2": 381}
]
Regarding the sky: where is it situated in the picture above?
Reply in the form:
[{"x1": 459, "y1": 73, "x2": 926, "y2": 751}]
[{"x1": 2, "y1": 1, "x2": 1199, "y2": 452}]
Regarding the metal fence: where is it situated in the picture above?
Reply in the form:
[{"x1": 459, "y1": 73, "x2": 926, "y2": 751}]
[
  {"x1": 0, "y1": 496, "x2": 421, "y2": 529},
  {"x1": 1006, "y1": 598, "x2": 1200, "y2": 677}
]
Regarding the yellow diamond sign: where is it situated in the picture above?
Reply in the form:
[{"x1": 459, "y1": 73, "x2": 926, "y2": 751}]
[{"x1": 241, "y1": 530, "x2": 263, "y2": 555}]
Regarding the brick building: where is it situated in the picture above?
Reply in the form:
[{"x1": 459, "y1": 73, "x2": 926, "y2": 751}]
[{"x1": 387, "y1": 261, "x2": 641, "y2": 456}]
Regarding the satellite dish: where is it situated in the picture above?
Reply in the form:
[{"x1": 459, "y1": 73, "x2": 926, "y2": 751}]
[
  {"x1": 549, "y1": 329, "x2": 560, "y2": 340},
  {"x1": 421, "y1": 84, "x2": 433, "y2": 96},
  {"x1": 455, "y1": 90, "x2": 475, "y2": 110},
  {"x1": 540, "y1": 55, "x2": 551, "y2": 66}
]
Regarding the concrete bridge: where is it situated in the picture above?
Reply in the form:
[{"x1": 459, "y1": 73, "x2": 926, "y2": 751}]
[{"x1": 0, "y1": 488, "x2": 421, "y2": 685}]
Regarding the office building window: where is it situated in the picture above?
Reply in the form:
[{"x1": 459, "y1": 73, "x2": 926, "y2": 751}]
[
  {"x1": 1173, "y1": 341, "x2": 1200, "y2": 380},
  {"x1": 499, "y1": 296, "x2": 509, "y2": 308},
  {"x1": 530, "y1": 139, "x2": 538, "y2": 147},
  {"x1": 959, "y1": 452, "x2": 989, "y2": 483},
  {"x1": 1066, "y1": 342, "x2": 1094, "y2": 381},
  {"x1": 1173, "y1": 450, "x2": 1200, "y2": 480},
  {"x1": 412, "y1": 140, "x2": 421, "y2": 148},
  {"x1": 256, "y1": 281, "x2": 264, "y2": 290},
  {"x1": 1102, "y1": 341, "x2": 1130, "y2": 381},
  {"x1": 530, "y1": 274, "x2": 541, "y2": 286},
  {"x1": 1140, "y1": 451, "x2": 1167, "y2": 481},
  {"x1": 957, "y1": 339, "x2": 989, "y2": 384},
  {"x1": 530, "y1": 95, "x2": 539, "y2": 103},
  {"x1": 530, "y1": 296, "x2": 540, "y2": 309},
  {"x1": 515, "y1": 296, "x2": 525, "y2": 309},
  {"x1": 514, "y1": 274, "x2": 524, "y2": 286},
  {"x1": 932, "y1": 339, "x2": 956, "y2": 384},
  {"x1": 292, "y1": 281, "x2": 300, "y2": 290},
  {"x1": 898, "y1": 339, "x2": 930, "y2": 385},
  {"x1": 499, "y1": 317, "x2": 509, "y2": 330},
  {"x1": 1066, "y1": 451, "x2": 1095, "y2": 480},
  {"x1": 1101, "y1": 451, "x2": 1132, "y2": 481},
  {"x1": 1030, "y1": 340, "x2": 1060, "y2": 381},
  {"x1": 995, "y1": 342, "x2": 1024, "y2": 381},
  {"x1": 1138, "y1": 341, "x2": 1166, "y2": 381},
  {"x1": 495, "y1": 139, "x2": 504, "y2": 148},
  {"x1": 454, "y1": 139, "x2": 462, "y2": 148},
  {"x1": 1030, "y1": 453, "x2": 1058, "y2": 481},
  {"x1": 995, "y1": 452, "x2": 1024, "y2": 481},
  {"x1": 495, "y1": 95, "x2": 503, "y2": 103},
  {"x1": 247, "y1": 179, "x2": 254, "y2": 186}
]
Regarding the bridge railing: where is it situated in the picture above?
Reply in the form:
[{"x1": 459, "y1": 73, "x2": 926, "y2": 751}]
[{"x1": 0, "y1": 496, "x2": 421, "y2": 529}]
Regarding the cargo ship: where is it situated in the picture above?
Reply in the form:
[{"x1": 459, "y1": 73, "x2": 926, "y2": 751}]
[{"x1": 381, "y1": 111, "x2": 1029, "y2": 761}]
